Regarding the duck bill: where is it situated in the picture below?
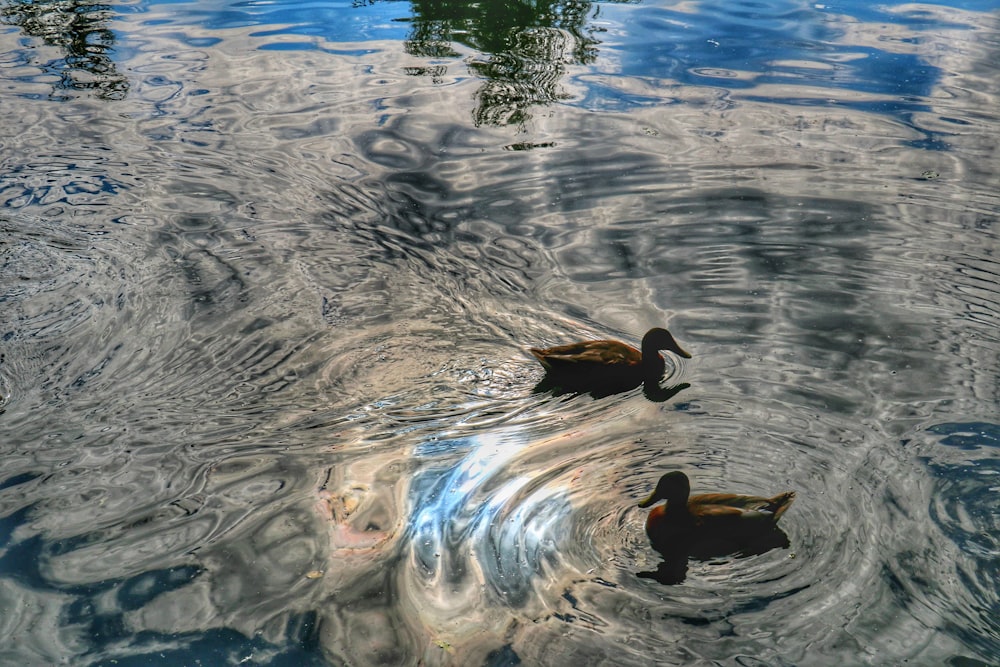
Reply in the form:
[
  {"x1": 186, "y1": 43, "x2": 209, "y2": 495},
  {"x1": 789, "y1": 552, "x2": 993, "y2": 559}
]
[
  {"x1": 637, "y1": 492, "x2": 657, "y2": 508},
  {"x1": 673, "y1": 344, "x2": 692, "y2": 359}
]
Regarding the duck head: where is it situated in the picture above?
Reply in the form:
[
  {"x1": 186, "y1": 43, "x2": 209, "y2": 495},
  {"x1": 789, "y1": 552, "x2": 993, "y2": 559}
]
[
  {"x1": 642, "y1": 328, "x2": 691, "y2": 360},
  {"x1": 637, "y1": 471, "x2": 691, "y2": 508}
]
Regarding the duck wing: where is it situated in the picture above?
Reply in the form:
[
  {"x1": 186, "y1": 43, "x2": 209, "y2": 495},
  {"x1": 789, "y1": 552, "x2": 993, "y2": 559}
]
[
  {"x1": 530, "y1": 340, "x2": 640, "y2": 369},
  {"x1": 690, "y1": 492, "x2": 796, "y2": 523}
]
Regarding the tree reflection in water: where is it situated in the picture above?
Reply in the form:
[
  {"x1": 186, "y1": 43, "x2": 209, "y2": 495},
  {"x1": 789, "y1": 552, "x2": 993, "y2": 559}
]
[
  {"x1": 1, "y1": 0, "x2": 128, "y2": 100},
  {"x1": 392, "y1": 0, "x2": 626, "y2": 126}
]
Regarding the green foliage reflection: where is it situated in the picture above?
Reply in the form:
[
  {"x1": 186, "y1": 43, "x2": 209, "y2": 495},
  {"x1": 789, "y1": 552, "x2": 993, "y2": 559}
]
[
  {"x1": 1, "y1": 0, "x2": 128, "y2": 100},
  {"x1": 395, "y1": 0, "x2": 627, "y2": 126}
]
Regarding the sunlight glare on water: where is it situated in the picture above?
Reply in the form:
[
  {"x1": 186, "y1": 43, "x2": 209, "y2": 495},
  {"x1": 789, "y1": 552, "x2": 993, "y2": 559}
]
[{"x1": 0, "y1": 0, "x2": 999, "y2": 664}]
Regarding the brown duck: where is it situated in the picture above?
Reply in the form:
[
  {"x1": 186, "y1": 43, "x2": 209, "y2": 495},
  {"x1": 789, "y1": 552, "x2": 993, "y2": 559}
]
[
  {"x1": 638, "y1": 471, "x2": 795, "y2": 547},
  {"x1": 530, "y1": 327, "x2": 690, "y2": 391}
]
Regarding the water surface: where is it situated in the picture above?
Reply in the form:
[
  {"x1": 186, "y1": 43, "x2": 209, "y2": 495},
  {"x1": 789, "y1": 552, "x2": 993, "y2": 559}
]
[{"x1": 1, "y1": 0, "x2": 999, "y2": 664}]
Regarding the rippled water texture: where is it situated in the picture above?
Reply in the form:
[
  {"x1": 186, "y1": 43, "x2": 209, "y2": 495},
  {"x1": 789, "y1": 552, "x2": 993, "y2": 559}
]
[{"x1": 1, "y1": 0, "x2": 999, "y2": 664}]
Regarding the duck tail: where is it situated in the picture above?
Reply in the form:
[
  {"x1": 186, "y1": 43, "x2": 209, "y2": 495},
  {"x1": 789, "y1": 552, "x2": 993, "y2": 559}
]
[
  {"x1": 529, "y1": 348, "x2": 553, "y2": 370},
  {"x1": 769, "y1": 491, "x2": 796, "y2": 521}
]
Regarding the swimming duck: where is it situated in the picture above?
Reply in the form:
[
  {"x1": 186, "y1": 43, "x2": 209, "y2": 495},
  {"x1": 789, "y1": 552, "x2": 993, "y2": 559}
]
[
  {"x1": 638, "y1": 471, "x2": 795, "y2": 548},
  {"x1": 530, "y1": 327, "x2": 690, "y2": 391}
]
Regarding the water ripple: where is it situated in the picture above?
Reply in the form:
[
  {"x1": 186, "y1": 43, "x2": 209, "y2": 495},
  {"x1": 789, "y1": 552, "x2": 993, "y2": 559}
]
[{"x1": 1, "y1": 1, "x2": 999, "y2": 663}]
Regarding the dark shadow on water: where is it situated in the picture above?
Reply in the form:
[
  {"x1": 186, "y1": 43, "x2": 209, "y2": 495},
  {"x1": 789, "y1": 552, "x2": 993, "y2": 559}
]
[
  {"x1": 921, "y1": 422, "x2": 1000, "y2": 661},
  {"x1": 637, "y1": 527, "x2": 791, "y2": 585},
  {"x1": 1, "y1": 0, "x2": 128, "y2": 100},
  {"x1": 533, "y1": 376, "x2": 690, "y2": 403}
]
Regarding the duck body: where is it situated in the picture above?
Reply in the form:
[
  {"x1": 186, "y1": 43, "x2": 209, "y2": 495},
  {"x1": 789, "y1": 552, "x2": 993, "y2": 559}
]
[
  {"x1": 638, "y1": 471, "x2": 795, "y2": 550},
  {"x1": 530, "y1": 327, "x2": 690, "y2": 391}
]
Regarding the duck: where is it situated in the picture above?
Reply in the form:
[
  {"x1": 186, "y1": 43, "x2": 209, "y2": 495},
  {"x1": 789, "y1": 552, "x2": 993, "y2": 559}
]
[
  {"x1": 529, "y1": 327, "x2": 690, "y2": 392},
  {"x1": 638, "y1": 471, "x2": 795, "y2": 549}
]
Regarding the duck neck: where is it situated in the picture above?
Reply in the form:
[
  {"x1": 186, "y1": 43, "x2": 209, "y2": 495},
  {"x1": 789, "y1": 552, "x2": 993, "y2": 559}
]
[
  {"x1": 640, "y1": 345, "x2": 666, "y2": 375},
  {"x1": 663, "y1": 494, "x2": 691, "y2": 517}
]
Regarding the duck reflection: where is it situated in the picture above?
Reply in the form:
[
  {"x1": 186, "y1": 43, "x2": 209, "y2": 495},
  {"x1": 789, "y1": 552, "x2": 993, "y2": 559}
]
[
  {"x1": 1, "y1": 0, "x2": 128, "y2": 100},
  {"x1": 636, "y1": 471, "x2": 796, "y2": 585},
  {"x1": 399, "y1": 0, "x2": 621, "y2": 126},
  {"x1": 530, "y1": 327, "x2": 691, "y2": 401},
  {"x1": 534, "y1": 375, "x2": 690, "y2": 402},
  {"x1": 638, "y1": 526, "x2": 792, "y2": 585}
]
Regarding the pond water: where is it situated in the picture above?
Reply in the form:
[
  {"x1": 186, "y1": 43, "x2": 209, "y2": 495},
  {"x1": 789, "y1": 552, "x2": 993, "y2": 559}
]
[{"x1": 1, "y1": 0, "x2": 999, "y2": 664}]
